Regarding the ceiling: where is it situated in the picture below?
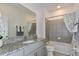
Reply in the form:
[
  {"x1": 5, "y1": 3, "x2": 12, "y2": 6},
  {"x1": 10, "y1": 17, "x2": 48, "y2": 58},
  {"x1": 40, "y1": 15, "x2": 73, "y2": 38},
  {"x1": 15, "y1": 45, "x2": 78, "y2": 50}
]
[
  {"x1": 41, "y1": 3, "x2": 74, "y2": 12},
  {"x1": 21, "y1": 3, "x2": 74, "y2": 13},
  {"x1": 21, "y1": 3, "x2": 75, "y2": 17}
]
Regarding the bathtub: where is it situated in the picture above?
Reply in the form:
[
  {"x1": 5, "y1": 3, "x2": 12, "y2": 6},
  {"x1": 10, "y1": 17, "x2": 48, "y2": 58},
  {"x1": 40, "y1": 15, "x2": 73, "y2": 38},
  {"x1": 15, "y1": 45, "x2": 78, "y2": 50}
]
[{"x1": 46, "y1": 41, "x2": 72, "y2": 56}]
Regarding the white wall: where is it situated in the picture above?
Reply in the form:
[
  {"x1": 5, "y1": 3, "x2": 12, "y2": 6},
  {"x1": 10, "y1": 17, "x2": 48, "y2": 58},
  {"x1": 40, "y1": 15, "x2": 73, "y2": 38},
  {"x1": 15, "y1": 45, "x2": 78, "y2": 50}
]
[{"x1": 36, "y1": 11, "x2": 45, "y2": 39}]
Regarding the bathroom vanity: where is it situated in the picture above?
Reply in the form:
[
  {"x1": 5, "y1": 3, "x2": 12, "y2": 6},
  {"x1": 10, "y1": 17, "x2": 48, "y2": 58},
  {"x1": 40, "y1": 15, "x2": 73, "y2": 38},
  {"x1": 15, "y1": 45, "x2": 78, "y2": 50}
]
[{"x1": 0, "y1": 39, "x2": 46, "y2": 56}]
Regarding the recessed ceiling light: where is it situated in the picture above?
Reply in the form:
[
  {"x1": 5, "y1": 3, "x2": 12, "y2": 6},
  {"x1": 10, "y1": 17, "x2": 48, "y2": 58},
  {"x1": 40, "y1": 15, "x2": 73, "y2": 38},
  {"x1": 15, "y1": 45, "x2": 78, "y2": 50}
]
[{"x1": 57, "y1": 5, "x2": 61, "y2": 9}]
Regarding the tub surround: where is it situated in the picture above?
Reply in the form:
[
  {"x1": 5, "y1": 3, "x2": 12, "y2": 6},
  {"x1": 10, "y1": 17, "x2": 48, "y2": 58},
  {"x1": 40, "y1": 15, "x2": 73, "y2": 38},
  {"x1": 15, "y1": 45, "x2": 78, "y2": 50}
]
[
  {"x1": 53, "y1": 51, "x2": 69, "y2": 56},
  {"x1": 46, "y1": 41, "x2": 72, "y2": 56},
  {"x1": 46, "y1": 19, "x2": 72, "y2": 44}
]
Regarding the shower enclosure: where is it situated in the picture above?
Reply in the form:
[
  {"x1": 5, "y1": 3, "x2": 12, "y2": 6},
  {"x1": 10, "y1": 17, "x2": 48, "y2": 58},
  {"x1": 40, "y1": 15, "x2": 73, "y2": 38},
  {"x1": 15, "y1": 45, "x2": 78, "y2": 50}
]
[{"x1": 46, "y1": 11, "x2": 79, "y2": 56}]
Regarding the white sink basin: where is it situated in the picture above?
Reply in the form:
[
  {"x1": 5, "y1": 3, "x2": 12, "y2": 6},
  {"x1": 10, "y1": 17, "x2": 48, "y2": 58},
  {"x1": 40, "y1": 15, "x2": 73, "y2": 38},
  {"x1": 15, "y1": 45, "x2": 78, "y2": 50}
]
[{"x1": 22, "y1": 40, "x2": 35, "y2": 44}]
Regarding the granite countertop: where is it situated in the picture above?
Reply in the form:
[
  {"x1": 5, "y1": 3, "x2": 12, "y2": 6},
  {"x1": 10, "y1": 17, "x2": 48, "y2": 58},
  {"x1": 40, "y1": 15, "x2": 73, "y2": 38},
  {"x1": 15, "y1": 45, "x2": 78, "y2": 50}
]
[
  {"x1": 0, "y1": 39, "x2": 45, "y2": 56},
  {"x1": 0, "y1": 40, "x2": 36, "y2": 56}
]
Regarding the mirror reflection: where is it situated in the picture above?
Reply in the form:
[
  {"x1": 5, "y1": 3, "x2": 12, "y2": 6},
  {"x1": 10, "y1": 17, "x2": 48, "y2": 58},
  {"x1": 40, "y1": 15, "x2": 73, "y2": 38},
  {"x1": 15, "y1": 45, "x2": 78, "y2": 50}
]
[{"x1": 0, "y1": 4, "x2": 36, "y2": 44}]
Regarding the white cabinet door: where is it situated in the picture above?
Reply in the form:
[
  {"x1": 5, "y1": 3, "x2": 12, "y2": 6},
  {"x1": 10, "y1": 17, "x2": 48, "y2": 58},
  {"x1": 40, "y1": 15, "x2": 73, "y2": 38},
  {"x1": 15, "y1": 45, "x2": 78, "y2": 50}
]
[
  {"x1": 28, "y1": 52, "x2": 36, "y2": 56},
  {"x1": 15, "y1": 49, "x2": 23, "y2": 56},
  {"x1": 7, "y1": 51, "x2": 17, "y2": 56},
  {"x1": 23, "y1": 46, "x2": 32, "y2": 56},
  {"x1": 37, "y1": 46, "x2": 47, "y2": 56},
  {"x1": 7, "y1": 49, "x2": 23, "y2": 56},
  {"x1": 37, "y1": 48, "x2": 42, "y2": 56},
  {"x1": 40, "y1": 47, "x2": 46, "y2": 56}
]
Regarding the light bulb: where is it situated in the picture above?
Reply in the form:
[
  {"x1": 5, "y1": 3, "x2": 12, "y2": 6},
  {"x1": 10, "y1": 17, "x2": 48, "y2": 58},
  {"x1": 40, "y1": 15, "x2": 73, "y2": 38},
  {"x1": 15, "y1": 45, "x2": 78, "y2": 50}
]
[{"x1": 57, "y1": 5, "x2": 61, "y2": 9}]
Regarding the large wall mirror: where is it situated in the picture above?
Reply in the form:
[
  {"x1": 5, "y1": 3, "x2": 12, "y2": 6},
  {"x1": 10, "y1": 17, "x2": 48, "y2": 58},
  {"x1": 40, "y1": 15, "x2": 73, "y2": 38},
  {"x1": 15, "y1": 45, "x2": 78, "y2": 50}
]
[{"x1": 0, "y1": 4, "x2": 36, "y2": 41}]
